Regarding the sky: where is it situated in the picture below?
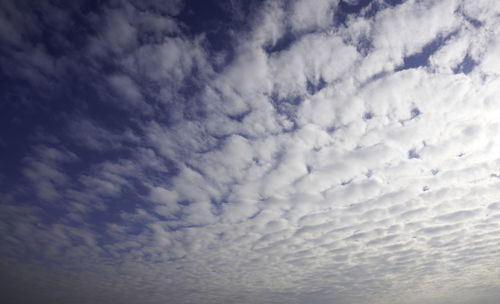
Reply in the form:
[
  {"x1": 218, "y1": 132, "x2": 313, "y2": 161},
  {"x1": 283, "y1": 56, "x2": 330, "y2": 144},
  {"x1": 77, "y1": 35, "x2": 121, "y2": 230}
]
[{"x1": 1, "y1": 0, "x2": 500, "y2": 303}]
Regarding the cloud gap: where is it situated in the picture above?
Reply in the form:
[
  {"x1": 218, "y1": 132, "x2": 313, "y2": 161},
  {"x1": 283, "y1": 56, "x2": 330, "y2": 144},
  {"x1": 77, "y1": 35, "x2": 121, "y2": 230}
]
[
  {"x1": 227, "y1": 109, "x2": 252, "y2": 122},
  {"x1": 340, "y1": 0, "x2": 374, "y2": 14},
  {"x1": 270, "y1": 93, "x2": 302, "y2": 130},
  {"x1": 410, "y1": 107, "x2": 421, "y2": 119},
  {"x1": 453, "y1": 54, "x2": 478, "y2": 74},
  {"x1": 396, "y1": 31, "x2": 459, "y2": 72},
  {"x1": 306, "y1": 77, "x2": 328, "y2": 95},
  {"x1": 264, "y1": 31, "x2": 297, "y2": 54},
  {"x1": 408, "y1": 148, "x2": 420, "y2": 159}
]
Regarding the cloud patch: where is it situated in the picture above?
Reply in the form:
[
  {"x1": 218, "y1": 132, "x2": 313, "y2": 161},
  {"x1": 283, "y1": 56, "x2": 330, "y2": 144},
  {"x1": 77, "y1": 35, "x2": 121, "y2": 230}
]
[{"x1": 2, "y1": 0, "x2": 500, "y2": 304}]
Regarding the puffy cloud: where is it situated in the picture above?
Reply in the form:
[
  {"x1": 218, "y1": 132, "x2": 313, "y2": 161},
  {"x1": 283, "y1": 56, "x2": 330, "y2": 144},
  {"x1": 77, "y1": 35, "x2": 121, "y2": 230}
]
[
  {"x1": 2, "y1": 0, "x2": 500, "y2": 304},
  {"x1": 107, "y1": 74, "x2": 145, "y2": 108},
  {"x1": 289, "y1": 0, "x2": 338, "y2": 33}
]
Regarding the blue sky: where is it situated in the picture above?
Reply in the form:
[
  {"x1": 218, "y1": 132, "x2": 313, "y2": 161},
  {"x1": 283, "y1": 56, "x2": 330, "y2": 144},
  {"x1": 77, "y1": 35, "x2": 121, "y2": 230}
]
[{"x1": 1, "y1": 0, "x2": 500, "y2": 303}]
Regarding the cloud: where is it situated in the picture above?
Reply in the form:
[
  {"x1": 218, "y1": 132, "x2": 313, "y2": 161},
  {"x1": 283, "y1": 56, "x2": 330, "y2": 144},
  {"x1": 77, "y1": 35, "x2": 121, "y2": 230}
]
[
  {"x1": 68, "y1": 118, "x2": 140, "y2": 152},
  {"x1": 2, "y1": 0, "x2": 500, "y2": 304},
  {"x1": 20, "y1": 145, "x2": 77, "y2": 201}
]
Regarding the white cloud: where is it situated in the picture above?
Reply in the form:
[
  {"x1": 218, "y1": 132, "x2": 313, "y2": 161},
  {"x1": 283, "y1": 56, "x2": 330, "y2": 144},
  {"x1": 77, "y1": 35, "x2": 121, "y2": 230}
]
[
  {"x1": 107, "y1": 74, "x2": 145, "y2": 108},
  {"x1": 4, "y1": 0, "x2": 500, "y2": 303},
  {"x1": 149, "y1": 186, "x2": 180, "y2": 216},
  {"x1": 69, "y1": 118, "x2": 140, "y2": 152},
  {"x1": 289, "y1": 0, "x2": 338, "y2": 33}
]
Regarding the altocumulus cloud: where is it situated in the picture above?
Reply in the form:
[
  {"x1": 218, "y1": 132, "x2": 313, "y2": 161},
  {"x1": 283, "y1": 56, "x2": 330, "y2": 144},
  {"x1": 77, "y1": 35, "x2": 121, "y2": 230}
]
[{"x1": 1, "y1": 0, "x2": 500, "y2": 303}]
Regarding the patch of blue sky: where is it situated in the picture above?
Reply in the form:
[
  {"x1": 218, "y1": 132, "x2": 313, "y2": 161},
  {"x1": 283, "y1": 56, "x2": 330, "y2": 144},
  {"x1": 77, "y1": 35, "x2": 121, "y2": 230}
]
[{"x1": 397, "y1": 32, "x2": 458, "y2": 71}]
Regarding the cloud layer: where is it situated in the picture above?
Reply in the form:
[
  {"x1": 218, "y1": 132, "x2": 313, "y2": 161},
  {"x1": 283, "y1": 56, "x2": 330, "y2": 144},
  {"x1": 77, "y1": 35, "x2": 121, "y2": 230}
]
[{"x1": 1, "y1": 0, "x2": 500, "y2": 303}]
